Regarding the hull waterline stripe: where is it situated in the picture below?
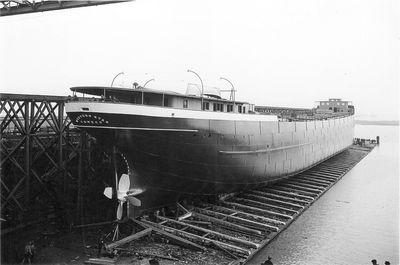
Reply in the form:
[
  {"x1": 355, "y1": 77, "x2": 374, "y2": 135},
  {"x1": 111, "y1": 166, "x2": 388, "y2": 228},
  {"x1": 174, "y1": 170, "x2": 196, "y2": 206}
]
[
  {"x1": 219, "y1": 142, "x2": 312, "y2": 154},
  {"x1": 75, "y1": 125, "x2": 198, "y2": 132}
]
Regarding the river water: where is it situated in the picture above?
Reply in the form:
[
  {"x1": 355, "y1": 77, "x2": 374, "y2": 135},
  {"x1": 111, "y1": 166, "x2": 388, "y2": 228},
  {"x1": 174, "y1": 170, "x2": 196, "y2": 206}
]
[{"x1": 249, "y1": 125, "x2": 399, "y2": 265}]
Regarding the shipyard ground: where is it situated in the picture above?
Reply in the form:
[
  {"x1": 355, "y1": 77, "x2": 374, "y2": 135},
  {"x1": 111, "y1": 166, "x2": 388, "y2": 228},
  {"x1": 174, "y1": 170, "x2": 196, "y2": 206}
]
[{"x1": 1, "y1": 142, "x2": 375, "y2": 265}]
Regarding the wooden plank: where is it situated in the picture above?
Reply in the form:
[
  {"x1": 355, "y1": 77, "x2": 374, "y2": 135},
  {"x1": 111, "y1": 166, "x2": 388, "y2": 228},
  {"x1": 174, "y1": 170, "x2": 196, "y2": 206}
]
[
  {"x1": 249, "y1": 190, "x2": 310, "y2": 204},
  {"x1": 314, "y1": 168, "x2": 342, "y2": 175},
  {"x1": 267, "y1": 185, "x2": 318, "y2": 197},
  {"x1": 84, "y1": 258, "x2": 115, "y2": 265},
  {"x1": 303, "y1": 172, "x2": 337, "y2": 181},
  {"x1": 295, "y1": 176, "x2": 332, "y2": 186},
  {"x1": 276, "y1": 183, "x2": 322, "y2": 194},
  {"x1": 177, "y1": 212, "x2": 192, "y2": 221},
  {"x1": 232, "y1": 198, "x2": 297, "y2": 217},
  {"x1": 308, "y1": 170, "x2": 339, "y2": 178},
  {"x1": 191, "y1": 211, "x2": 262, "y2": 236},
  {"x1": 157, "y1": 216, "x2": 260, "y2": 249},
  {"x1": 262, "y1": 188, "x2": 315, "y2": 200},
  {"x1": 183, "y1": 220, "x2": 212, "y2": 226},
  {"x1": 317, "y1": 165, "x2": 346, "y2": 173},
  {"x1": 177, "y1": 202, "x2": 190, "y2": 213},
  {"x1": 105, "y1": 228, "x2": 152, "y2": 250},
  {"x1": 241, "y1": 193, "x2": 304, "y2": 209},
  {"x1": 132, "y1": 251, "x2": 179, "y2": 261},
  {"x1": 220, "y1": 201, "x2": 292, "y2": 221},
  {"x1": 292, "y1": 177, "x2": 331, "y2": 187},
  {"x1": 194, "y1": 207, "x2": 279, "y2": 232},
  {"x1": 133, "y1": 219, "x2": 206, "y2": 252},
  {"x1": 211, "y1": 241, "x2": 239, "y2": 260},
  {"x1": 209, "y1": 204, "x2": 285, "y2": 226},
  {"x1": 140, "y1": 219, "x2": 251, "y2": 257},
  {"x1": 73, "y1": 221, "x2": 113, "y2": 229},
  {"x1": 286, "y1": 180, "x2": 326, "y2": 190}
]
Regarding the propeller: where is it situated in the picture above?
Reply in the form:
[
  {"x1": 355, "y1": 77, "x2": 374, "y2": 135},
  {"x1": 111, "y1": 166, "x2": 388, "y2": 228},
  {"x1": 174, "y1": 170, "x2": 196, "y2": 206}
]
[
  {"x1": 104, "y1": 173, "x2": 143, "y2": 221},
  {"x1": 104, "y1": 148, "x2": 144, "y2": 241}
]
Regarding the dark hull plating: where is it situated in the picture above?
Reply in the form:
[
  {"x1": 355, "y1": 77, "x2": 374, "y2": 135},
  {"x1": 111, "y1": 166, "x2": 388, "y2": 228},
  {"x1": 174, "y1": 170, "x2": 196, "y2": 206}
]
[{"x1": 67, "y1": 111, "x2": 354, "y2": 199}]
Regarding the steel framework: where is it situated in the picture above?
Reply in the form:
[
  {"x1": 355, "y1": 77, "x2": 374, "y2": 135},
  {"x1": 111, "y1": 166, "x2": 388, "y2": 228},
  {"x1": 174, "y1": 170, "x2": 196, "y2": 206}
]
[{"x1": 0, "y1": 0, "x2": 131, "y2": 17}]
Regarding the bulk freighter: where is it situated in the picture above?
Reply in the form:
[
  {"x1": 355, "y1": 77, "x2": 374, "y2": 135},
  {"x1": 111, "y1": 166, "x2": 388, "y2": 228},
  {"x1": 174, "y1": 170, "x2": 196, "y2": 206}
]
[{"x1": 65, "y1": 85, "x2": 354, "y2": 212}]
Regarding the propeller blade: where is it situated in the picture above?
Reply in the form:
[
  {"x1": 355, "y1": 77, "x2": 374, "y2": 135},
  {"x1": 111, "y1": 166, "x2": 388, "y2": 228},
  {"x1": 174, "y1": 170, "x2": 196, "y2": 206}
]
[
  {"x1": 103, "y1": 187, "x2": 113, "y2": 199},
  {"x1": 117, "y1": 191, "x2": 127, "y2": 202},
  {"x1": 118, "y1": 174, "x2": 130, "y2": 193},
  {"x1": 116, "y1": 202, "x2": 123, "y2": 220},
  {"x1": 127, "y1": 196, "x2": 141, "y2": 207}
]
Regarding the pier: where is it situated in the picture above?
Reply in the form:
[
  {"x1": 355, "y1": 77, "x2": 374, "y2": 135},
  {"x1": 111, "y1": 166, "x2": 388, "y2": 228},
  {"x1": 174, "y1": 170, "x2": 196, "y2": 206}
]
[{"x1": 1, "y1": 93, "x2": 376, "y2": 264}]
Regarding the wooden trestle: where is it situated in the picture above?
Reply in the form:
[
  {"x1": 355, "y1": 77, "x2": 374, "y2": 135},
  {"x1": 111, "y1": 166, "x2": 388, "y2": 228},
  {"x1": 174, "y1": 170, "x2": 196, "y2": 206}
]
[
  {"x1": 135, "y1": 145, "x2": 375, "y2": 264},
  {"x1": 0, "y1": 93, "x2": 109, "y2": 231}
]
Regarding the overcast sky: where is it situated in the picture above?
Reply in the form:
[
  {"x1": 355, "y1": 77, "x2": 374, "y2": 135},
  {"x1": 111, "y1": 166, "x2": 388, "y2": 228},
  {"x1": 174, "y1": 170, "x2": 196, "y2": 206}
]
[{"x1": 1, "y1": 0, "x2": 399, "y2": 119}]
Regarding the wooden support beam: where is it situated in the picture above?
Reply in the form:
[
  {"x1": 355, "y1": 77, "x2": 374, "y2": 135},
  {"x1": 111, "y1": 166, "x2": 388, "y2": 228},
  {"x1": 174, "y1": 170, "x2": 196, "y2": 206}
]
[
  {"x1": 314, "y1": 167, "x2": 343, "y2": 175},
  {"x1": 299, "y1": 175, "x2": 336, "y2": 184},
  {"x1": 319, "y1": 163, "x2": 348, "y2": 170},
  {"x1": 296, "y1": 176, "x2": 332, "y2": 186},
  {"x1": 139, "y1": 219, "x2": 251, "y2": 256},
  {"x1": 220, "y1": 201, "x2": 292, "y2": 220},
  {"x1": 211, "y1": 241, "x2": 239, "y2": 260},
  {"x1": 191, "y1": 211, "x2": 262, "y2": 236},
  {"x1": 183, "y1": 220, "x2": 212, "y2": 226},
  {"x1": 285, "y1": 180, "x2": 326, "y2": 190},
  {"x1": 134, "y1": 219, "x2": 206, "y2": 252},
  {"x1": 305, "y1": 172, "x2": 337, "y2": 180},
  {"x1": 207, "y1": 204, "x2": 285, "y2": 226},
  {"x1": 105, "y1": 228, "x2": 152, "y2": 250},
  {"x1": 312, "y1": 169, "x2": 341, "y2": 177},
  {"x1": 276, "y1": 183, "x2": 321, "y2": 194},
  {"x1": 131, "y1": 251, "x2": 179, "y2": 261},
  {"x1": 177, "y1": 212, "x2": 192, "y2": 221},
  {"x1": 308, "y1": 170, "x2": 339, "y2": 178},
  {"x1": 73, "y1": 221, "x2": 113, "y2": 229},
  {"x1": 233, "y1": 198, "x2": 298, "y2": 216},
  {"x1": 317, "y1": 166, "x2": 346, "y2": 173},
  {"x1": 291, "y1": 177, "x2": 330, "y2": 187},
  {"x1": 157, "y1": 216, "x2": 259, "y2": 249},
  {"x1": 84, "y1": 258, "x2": 115, "y2": 265},
  {"x1": 249, "y1": 190, "x2": 310, "y2": 204},
  {"x1": 262, "y1": 188, "x2": 315, "y2": 200},
  {"x1": 242, "y1": 193, "x2": 305, "y2": 209},
  {"x1": 177, "y1": 202, "x2": 190, "y2": 213},
  {"x1": 194, "y1": 207, "x2": 279, "y2": 232},
  {"x1": 267, "y1": 185, "x2": 318, "y2": 197}
]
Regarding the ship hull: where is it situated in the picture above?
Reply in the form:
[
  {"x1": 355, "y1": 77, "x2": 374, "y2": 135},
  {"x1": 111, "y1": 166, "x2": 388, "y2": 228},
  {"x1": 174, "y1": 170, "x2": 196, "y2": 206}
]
[{"x1": 66, "y1": 102, "x2": 354, "y2": 199}]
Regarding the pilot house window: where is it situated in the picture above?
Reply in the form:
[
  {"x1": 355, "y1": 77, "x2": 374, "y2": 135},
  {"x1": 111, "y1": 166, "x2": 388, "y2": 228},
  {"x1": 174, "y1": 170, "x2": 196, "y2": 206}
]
[{"x1": 183, "y1": 99, "x2": 188, "y2": 108}]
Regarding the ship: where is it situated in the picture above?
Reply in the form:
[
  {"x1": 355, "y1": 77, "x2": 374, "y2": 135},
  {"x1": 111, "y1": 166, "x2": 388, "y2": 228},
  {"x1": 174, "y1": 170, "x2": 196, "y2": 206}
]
[{"x1": 65, "y1": 85, "x2": 354, "y2": 212}]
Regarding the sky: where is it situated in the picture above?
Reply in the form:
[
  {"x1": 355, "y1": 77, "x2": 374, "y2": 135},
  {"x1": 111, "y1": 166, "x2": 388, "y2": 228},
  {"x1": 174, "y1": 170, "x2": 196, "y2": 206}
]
[{"x1": 0, "y1": 0, "x2": 399, "y2": 120}]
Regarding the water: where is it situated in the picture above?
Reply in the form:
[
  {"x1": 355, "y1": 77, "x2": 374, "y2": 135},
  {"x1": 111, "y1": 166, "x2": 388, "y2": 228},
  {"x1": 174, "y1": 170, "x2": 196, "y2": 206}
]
[{"x1": 249, "y1": 125, "x2": 399, "y2": 265}]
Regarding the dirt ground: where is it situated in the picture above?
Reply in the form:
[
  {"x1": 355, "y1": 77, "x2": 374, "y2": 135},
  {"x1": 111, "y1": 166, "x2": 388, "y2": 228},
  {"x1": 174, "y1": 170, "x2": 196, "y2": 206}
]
[{"x1": 1, "y1": 221, "x2": 234, "y2": 265}]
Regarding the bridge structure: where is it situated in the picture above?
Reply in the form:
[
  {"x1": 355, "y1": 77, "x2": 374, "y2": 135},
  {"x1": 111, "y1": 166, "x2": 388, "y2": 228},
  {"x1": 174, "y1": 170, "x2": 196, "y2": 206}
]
[
  {"x1": 0, "y1": 93, "x2": 113, "y2": 232},
  {"x1": 0, "y1": 0, "x2": 131, "y2": 17}
]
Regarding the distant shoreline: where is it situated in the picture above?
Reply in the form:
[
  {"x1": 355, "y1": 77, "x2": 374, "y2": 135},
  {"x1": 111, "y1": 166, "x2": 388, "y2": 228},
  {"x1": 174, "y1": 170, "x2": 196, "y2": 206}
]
[{"x1": 355, "y1": 120, "x2": 399, "y2": 126}]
